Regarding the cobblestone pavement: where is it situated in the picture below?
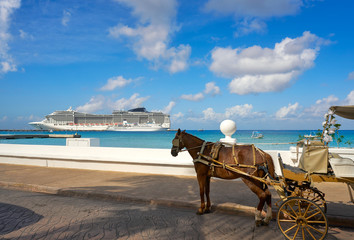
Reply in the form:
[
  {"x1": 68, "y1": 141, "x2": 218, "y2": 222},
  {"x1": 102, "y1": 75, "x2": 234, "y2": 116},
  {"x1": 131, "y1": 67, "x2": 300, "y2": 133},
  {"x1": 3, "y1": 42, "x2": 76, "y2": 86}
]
[{"x1": 0, "y1": 189, "x2": 353, "y2": 240}]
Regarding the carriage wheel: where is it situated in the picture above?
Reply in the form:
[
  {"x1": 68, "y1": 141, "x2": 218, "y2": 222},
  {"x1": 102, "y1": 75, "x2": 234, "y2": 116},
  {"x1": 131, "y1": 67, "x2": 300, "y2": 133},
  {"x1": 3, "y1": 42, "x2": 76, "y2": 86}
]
[
  {"x1": 301, "y1": 188, "x2": 327, "y2": 214},
  {"x1": 285, "y1": 182, "x2": 327, "y2": 214},
  {"x1": 277, "y1": 197, "x2": 328, "y2": 240}
]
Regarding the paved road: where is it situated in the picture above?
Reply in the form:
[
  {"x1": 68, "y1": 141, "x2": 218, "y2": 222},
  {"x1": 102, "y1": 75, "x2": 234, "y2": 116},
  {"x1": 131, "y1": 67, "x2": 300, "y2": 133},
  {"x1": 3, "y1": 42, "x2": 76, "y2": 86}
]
[{"x1": 0, "y1": 189, "x2": 353, "y2": 240}]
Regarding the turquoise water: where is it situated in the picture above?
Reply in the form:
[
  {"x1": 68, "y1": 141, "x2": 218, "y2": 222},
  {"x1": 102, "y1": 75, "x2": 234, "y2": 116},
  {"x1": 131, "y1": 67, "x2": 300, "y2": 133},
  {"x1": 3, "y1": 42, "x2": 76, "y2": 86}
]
[{"x1": 1, "y1": 130, "x2": 354, "y2": 150}]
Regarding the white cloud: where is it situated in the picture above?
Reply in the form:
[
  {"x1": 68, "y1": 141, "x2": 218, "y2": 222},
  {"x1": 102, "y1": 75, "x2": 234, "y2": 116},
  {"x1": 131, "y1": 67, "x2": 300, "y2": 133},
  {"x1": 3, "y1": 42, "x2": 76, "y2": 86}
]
[
  {"x1": 19, "y1": 29, "x2": 33, "y2": 40},
  {"x1": 109, "y1": 0, "x2": 190, "y2": 73},
  {"x1": 303, "y1": 95, "x2": 339, "y2": 117},
  {"x1": 180, "y1": 82, "x2": 220, "y2": 101},
  {"x1": 204, "y1": 82, "x2": 220, "y2": 95},
  {"x1": 167, "y1": 44, "x2": 191, "y2": 74},
  {"x1": 162, "y1": 101, "x2": 175, "y2": 114},
  {"x1": 228, "y1": 73, "x2": 296, "y2": 95},
  {"x1": 189, "y1": 104, "x2": 261, "y2": 122},
  {"x1": 100, "y1": 76, "x2": 133, "y2": 91},
  {"x1": 210, "y1": 31, "x2": 323, "y2": 95},
  {"x1": 16, "y1": 114, "x2": 41, "y2": 122},
  {"x1": 201, "y1": 107, "x2": 222, "y2": 121},
  {"x1": 348, "y1": 71, "x2": 354, "y2": 80},
  {"x1": 113, "y1": 93, "x2": 150, "y2": 110},
  {"x1": 225, "y1": 104, "x2": 254, "y2": 118},
  {"x1": 345, "y1": 90, "x2": 354, "y2": 105},
  {"x1": 62, "y1": 9, "x2": 71, "y2": 26},
  {"x1": 0, "y1": 0, "x2": 21, "y2": 74},
  {"x1": 1, "y1": 115, "x2": 8, "y2": 121},
  {"x1": 76, "y1": 95, "x2": 106, "y2": 113},
  {"x1": 180, "y1": 92, "x2": 204, "y2": 101},
  {"x1": 275, "y1": 102, "x2": 300, "y2": 119},
  {"x1": 173, "y1": 112, "x2": 184, "y2": 119},
  {"x1": 76, "y1": 93, "x2": 150, "y2": 113},
  {"x1": 234, "y1": 18, "x2": 267, "y2": 37},
  {"x1": 1, "y1": 61, "x2": 16, "y2": 72},
  {"x1": 204, "y1": 0, "x2": 303, "y2": 36}
]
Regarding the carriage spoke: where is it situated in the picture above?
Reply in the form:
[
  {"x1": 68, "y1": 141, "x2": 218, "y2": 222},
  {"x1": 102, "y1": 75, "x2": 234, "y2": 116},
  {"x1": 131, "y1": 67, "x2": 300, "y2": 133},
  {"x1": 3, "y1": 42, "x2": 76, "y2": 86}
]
[
  {"x1": 307, "y1": 223, "x2": 326, "y2": 234},
  {"x1": 304, "y1": 226, "x2": 317, "y2": 240},
  {"x1": 292, "y1": 225, "x2": 301, "y2": 240},
  {"x1": 288, "y1": 203, "x2": 299, "y2": 218},
  {"x1": 306, "y1": 208, "x2": 318, "y2": 215},
  {"x1": 279, "y1": 219, "x2": 297, "y2": 223},
  {"x1": 306, "y1": 210, "x2": 322, "y2": 220},
  {"x1": 277, "y1": 197, "x2": 328, "y2": 240},
  {"x1": 280, "y1": 208, "x2": 297, "y2": 220},
  {"x1": 283, "y1": 222, "x2": 298, "y2": 234},
  {"x1": 296, "y1": 199, "x2": 302, "y2": 215},
  {"x1": 301, "y1": 226, "x2": 305, "y2": 240},
  {"x1": 307, "y1": 220, "x2": 326, "y2": 224},
  {"x1": 303, "y1": 201, "x2": 312, "y2": 216}
]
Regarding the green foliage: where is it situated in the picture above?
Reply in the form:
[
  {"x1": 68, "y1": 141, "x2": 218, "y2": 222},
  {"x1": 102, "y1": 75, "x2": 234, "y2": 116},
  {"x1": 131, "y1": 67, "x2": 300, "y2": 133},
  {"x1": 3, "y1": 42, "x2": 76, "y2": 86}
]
[{"x1": 323, "y1": 115, "x2": 352, "y2": 147}]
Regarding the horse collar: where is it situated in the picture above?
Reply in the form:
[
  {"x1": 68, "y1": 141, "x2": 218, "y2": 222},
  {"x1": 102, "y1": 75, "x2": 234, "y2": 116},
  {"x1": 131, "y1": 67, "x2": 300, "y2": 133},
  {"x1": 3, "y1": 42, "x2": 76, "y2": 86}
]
[{"x1": 194, "y1": 141, "x2": 207, "y2": 162}]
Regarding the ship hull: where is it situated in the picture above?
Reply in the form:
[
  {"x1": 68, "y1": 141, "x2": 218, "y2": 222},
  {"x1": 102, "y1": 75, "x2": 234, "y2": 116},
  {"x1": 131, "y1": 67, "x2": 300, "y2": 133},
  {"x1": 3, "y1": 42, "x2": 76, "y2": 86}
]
[
  {"x1": 29, "y1": 122, "x2": 169, "y2": 132},
  {"x1": 29, "y1": 122, "x2": 110, "y2": 131},
  {"x1": 29, "y1": 107, "x2": 170, "y2": 132},
  {"x1": 107, "y1": 126, "x2": 168, "y2": 132}
]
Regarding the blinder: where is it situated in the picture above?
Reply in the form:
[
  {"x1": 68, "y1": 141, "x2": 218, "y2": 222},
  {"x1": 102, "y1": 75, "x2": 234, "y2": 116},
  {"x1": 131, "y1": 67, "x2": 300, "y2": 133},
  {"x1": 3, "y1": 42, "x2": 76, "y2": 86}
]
[{"x1": 172, "y1": 138, "x2": 180, "y2": 148}]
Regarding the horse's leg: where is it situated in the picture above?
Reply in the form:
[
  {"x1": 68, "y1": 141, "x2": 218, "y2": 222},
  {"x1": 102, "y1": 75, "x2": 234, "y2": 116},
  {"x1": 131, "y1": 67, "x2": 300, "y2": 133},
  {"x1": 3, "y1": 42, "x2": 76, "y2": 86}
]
[
  {"x1": 241, "y1": 178, "x2": 268, "y2": 226},
  {"x1": 263, "y1": 188, "x2": 272, "y2": 225},
  {"x1": 196, "y1": 173, "x2": 207, "y2": 215},
  {"x1": 204, "y1": 176, "x2": 211, "y2": 213}
]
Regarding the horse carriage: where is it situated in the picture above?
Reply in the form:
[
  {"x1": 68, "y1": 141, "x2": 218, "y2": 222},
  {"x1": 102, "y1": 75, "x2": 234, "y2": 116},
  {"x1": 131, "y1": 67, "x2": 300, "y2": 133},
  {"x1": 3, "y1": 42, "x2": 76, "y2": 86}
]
[{"x1": 171, "y1": 105, "x2": 354, "y2": 240}]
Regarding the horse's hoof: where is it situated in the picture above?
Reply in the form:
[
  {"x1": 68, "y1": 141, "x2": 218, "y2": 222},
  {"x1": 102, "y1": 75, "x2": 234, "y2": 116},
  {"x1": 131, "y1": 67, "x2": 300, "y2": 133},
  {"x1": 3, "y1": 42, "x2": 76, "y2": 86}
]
[
  {"x1": 261, "y1": 220, "x2": 269, "y2": 226},
  {"x1": 255, "y1": 220, "x2": 263, "y2": 227},
  {"x1": 204, "y1": 209, "x2": 211, "y2": 214},
  {"x1": 196, "y1": 210, "x2": 204, "y2": 215},
  {"x1": 262, "y1": 217, "x2": 271, "y2": 226}
]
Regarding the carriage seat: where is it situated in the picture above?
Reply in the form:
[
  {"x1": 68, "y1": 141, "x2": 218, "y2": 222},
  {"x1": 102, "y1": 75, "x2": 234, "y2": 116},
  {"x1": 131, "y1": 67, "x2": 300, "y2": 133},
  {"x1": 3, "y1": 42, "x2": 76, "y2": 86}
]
[
  {"x1": 283, "y1": 164, "x2": 307, "y2": 174},
  {"x1": 329, "y1": 155, "x2": 354, "y2": 178}
]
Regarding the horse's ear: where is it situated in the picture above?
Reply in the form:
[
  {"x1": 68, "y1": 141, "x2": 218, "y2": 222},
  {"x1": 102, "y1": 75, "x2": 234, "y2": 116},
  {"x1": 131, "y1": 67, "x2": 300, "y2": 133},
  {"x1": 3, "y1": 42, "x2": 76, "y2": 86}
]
[{"x1": 177, "y1": 128, "x2": 181, "y2": 134}]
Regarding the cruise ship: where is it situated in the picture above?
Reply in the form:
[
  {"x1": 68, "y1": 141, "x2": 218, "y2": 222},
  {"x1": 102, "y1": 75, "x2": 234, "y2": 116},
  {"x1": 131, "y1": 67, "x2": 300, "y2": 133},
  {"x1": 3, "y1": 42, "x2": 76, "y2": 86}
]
[{"x1": 29, "y1": 107, "x2": 171, "y2": 131}]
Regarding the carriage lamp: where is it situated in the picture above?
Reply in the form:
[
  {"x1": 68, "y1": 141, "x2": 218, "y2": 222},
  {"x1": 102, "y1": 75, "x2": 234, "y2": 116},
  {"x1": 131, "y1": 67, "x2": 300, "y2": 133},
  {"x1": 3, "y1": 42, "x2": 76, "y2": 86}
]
[{"x1": 219, "y1": 119, "x2": 237, "y2": 146}]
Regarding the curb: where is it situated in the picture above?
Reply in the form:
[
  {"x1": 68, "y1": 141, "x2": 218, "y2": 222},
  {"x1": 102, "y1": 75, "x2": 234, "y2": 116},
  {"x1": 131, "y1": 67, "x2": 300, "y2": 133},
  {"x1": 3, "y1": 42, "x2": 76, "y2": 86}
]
[{"x1": 0, "y1": 181, "x2": 353, "y2": 228}]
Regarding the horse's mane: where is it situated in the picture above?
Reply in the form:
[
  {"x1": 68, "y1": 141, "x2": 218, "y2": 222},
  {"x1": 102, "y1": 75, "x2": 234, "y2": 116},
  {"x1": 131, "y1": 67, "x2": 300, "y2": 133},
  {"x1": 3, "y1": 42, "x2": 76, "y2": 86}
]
[
  {"x1": 184, "y1": 132, "x2": 204, "y2": 142},
  {"x1": 184, "y1": 132, "x2": 213, "y2": 145}
]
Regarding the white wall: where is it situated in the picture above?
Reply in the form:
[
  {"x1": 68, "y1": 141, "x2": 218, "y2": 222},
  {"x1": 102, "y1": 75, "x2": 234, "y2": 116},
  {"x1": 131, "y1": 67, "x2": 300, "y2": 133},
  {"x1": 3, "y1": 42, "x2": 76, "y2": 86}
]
[{"x1": 0, "y1": 143, "x2": 353, "y2": 177}]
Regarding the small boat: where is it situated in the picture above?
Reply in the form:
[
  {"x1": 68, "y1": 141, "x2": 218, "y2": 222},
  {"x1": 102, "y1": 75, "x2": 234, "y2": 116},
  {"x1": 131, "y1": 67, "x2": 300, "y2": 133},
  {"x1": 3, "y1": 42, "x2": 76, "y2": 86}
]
[
  {"x1": 304, "y1": 131, "x2": 320, "y2": 139},
  {"x1": 251, "y1": 131, "x2": 264, "y2": 139}
]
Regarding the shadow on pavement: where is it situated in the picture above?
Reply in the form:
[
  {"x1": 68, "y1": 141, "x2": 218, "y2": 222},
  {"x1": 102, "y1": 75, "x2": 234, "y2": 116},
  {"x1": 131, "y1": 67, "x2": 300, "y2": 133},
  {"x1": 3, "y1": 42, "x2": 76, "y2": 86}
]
[{"x1": 0, "y1": 202, "x2": 43, "y2": 235}]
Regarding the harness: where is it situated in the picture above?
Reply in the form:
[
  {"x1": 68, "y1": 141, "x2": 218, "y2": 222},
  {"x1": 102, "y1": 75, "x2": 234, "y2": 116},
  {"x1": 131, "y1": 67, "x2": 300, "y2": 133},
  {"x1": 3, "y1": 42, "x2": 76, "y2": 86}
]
[
  {"x1": 172, "y1": 134, "x2": 274, "y2": 187},
  {"x1": 192, "y1": 141, "x2": 270, "y2": 180}
]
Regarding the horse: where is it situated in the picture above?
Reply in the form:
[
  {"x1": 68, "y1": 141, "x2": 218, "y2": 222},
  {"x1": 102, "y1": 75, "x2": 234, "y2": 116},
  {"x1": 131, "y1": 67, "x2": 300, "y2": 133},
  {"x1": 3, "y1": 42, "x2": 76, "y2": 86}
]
[{"x1": 171, "y1": 129, "x2": 276, "y2": 226}]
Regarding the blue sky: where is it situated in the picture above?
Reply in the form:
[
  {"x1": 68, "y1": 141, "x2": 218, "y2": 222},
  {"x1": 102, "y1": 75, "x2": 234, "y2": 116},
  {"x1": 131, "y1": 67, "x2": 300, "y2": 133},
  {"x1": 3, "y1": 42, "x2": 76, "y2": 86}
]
[{"x1": 0, "y1": 0, "x2": 353, "y2": 130}]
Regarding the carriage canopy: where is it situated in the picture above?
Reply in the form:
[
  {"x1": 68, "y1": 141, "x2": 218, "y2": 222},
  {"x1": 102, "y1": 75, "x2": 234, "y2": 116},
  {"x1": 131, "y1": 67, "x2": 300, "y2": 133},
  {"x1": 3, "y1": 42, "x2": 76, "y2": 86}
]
[
  {"x1": 298, "y1": 106, "x2": 354, "y2": 174},
  {"x1": 330, "y1": 105, "x2": 354, "y2": 119}
]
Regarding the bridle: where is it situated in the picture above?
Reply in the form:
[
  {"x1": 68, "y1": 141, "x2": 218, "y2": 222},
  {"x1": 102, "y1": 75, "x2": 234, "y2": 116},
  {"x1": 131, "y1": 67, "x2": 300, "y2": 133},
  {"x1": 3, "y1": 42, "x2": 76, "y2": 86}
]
[
  {"x1": 171, "y1": 135, "x2": 185, "y2": 153},
  {"x1": 172, "y1": 134, "x2": 212, "y2": 153}
]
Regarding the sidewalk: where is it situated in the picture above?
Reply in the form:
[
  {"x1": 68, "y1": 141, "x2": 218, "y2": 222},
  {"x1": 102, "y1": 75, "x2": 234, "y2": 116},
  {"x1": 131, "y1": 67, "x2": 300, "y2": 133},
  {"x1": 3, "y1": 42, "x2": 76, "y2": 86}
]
[{"x1": 0, "y1": 163, "x2": 353, "y2": 227}]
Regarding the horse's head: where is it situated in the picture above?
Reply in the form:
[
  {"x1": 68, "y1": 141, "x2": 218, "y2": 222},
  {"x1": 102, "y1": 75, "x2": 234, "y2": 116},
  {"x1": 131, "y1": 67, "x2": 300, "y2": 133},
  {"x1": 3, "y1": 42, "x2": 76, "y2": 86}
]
[{"x1": 171, "y1": 129, "x2": 186, "y2": 157}]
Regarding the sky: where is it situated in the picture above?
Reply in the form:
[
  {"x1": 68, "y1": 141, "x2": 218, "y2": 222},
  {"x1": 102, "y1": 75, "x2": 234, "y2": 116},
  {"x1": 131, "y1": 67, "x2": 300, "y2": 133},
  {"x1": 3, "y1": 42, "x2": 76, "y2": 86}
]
[{"x1": 0, "y1": 0, "x2": 354, "y2": 130}]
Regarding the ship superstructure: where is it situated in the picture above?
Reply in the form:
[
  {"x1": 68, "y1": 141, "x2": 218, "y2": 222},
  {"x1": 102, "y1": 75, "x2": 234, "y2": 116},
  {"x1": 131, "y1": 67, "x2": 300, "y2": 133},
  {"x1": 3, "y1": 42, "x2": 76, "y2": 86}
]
[{"x1": 29, "y1": 107, "x2": 170, "y2": 131}]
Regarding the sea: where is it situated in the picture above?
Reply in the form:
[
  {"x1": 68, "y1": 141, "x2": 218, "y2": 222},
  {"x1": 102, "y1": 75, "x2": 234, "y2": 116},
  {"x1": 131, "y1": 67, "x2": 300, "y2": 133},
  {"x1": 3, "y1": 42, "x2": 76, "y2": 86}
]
[{"x1": 1, "y1": 130, "x2": 354, "y2": 150}]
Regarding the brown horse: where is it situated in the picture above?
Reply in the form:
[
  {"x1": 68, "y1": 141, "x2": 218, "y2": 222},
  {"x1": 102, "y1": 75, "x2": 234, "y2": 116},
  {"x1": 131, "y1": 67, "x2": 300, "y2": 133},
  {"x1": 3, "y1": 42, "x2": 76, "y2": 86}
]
[{"x1": 171, "y1": 129, "x2": 276, "y2": 226}]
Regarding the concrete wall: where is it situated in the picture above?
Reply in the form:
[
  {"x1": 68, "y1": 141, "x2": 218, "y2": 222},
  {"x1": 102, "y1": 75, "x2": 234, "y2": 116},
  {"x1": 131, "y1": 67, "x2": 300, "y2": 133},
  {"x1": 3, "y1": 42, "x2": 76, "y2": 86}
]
[
  {"x1": 0, "y1": 143, "x2": 195, "y2": 176},
  {"x1": 0, "y1": 143, "x2": 353, "y2": 177}
]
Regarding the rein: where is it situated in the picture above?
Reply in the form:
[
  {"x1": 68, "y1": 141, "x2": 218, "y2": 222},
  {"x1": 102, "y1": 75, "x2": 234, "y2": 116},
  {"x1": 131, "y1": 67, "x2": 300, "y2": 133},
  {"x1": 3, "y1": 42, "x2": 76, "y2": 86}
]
[{"x1": 179, "y1": 141, "x2": 214, "y2": 152}]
